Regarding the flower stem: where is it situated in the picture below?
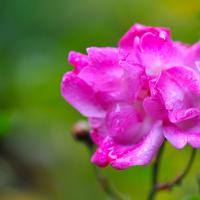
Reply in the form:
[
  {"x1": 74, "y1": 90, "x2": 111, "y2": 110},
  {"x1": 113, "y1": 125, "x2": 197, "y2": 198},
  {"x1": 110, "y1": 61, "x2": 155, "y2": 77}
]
[
  {"x1": 92, "y1": 165, "x2": 124, "y2": 200},
  {"x1": 197, "y1": 172, "x2": 200, "y2": 193},
  {"x1": 148, "y1": 144, "x2": 197, "y2": 200},
  {"x1": 72, "y1": 121, "x2": 125, "y2": 200},
  {"x1": 156, "y1": 148, "x2": 196, "y2": 191},
  {"x1": 147, "y1": 141, "x2": 166, "y2": 200},
  {"x1": 86, "y1": 146, "x2": 124, "y2": 200}
]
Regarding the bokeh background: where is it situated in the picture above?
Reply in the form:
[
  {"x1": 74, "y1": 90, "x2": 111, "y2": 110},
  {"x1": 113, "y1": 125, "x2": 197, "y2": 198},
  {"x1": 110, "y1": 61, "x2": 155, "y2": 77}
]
[{"x1": 1, "y1": 0, "x2": 200, "y2": 199}]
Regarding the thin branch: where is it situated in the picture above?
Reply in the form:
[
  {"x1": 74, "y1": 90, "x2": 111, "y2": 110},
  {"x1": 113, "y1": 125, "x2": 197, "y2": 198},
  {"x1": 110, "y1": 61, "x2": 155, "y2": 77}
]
[
  {"x1": 72, "y1": 121, "x2": 125, "y2": 200},
  {"x1": 147, "y1": 141, "x2": 166, "y2": 200},
  {"x1": 197, "y1": 172, "x2": 200, "y2": 193},
  {"x1": 148, "y1": 146, "x2": 197, "y2": 200},
  {"x1": 86, "y1": 145, "x2": 124, "y2": 200},
  {"x1": 156, "y1": 148, "x2": 196, "y2": 191},
  {"x1": 92, "y1": 165, "x2": 124, "y2": 200}
]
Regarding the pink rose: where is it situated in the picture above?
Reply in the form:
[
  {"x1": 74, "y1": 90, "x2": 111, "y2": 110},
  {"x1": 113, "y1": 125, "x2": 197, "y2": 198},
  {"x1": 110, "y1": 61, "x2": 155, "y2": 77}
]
[{"x1": 61, "y1": 24, "x2": 200, "y2": 169}]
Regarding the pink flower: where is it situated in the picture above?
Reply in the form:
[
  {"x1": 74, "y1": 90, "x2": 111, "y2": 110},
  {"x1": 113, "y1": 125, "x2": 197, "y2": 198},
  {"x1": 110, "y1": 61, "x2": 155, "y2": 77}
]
[{"x1": 61, "y1": 23, "x2": 200, "y2": 169}]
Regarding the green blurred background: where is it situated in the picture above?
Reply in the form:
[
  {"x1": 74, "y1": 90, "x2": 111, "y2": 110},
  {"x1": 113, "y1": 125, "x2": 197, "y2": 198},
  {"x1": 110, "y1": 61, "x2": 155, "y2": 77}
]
[{"x1": 1, "y1": 0, "x2": 200, "y2": 199}]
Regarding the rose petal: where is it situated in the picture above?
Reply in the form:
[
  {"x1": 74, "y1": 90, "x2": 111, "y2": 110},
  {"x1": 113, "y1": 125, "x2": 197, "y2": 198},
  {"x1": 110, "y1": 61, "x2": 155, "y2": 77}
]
[
  {"x1": 68, "y1": 51, "x2": 89, "y2": 73},
  {"x1": 156, "y1": 71, "x2": 184, "y2": 111},
  {"x1": 89, "y1": 117, "x2": 107, "y2": 145},
  {"x1": 164, "y1": 119, "x2": 200, "y2": 149},
  {"x1": 143, "y1": 96, "x2": 167, "y2": 120},
  {"x1": 87, "y1": 47, "x2": 118, "y2": 66},
  {"x1": 106, "y1": 104, "x2": 146, "y2": 145},
  {"x1": 184, "y1": 40, "x2": 200, "y2": 68},
  {"x1": 118, "y1": 24, "x2": 170, "y2": 65},
  {"x1": 168, "y1": 108, "x2": 200, "y2": 123},
  {"x1": 156, "y1": 66, "x2": 200, "y2": 123},
  {"x1": 119, "y1": 23, "x2": 170, "y2": 49},
  {"x1": 166, "y1": 66, "x2": 200, "y2": 96},
  {"x1": 139, "y1": 32, "x2": 173, "y2": 75},
  {"x1": 91, "y1": 121, "x2": 164, "y2": 169},
  {"x1": 61, "y1": 72, "x2": 105, "y2": 118},
  {"x1": 111, "y1": 121, "x2": 164, "y2": 169}
]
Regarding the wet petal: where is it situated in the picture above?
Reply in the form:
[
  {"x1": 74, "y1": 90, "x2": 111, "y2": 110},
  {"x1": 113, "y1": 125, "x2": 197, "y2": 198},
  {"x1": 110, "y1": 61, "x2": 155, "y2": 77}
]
[
  {"x1": 87, "y1": 47, "x2": 118, "y2": 66},
  {"x1": 68, "y1": 51, "x2": 89, "y2": 73},
  {"x1": 156, "y1": 66, "x2": 200, "y2": 123},
  {"x1": 184, "y1": 40, "x2": 200, "y2": 68},
  {"x1": 61, "y1": 72, "x2": 105, "y2": 118},
  {"x1": 106, "y1": 104, "x2": 145, "y2": 145},
  {"x1": 92, "y1": 121, "x2": 164, "y2": 169},
  {"x1": 143, "y1": 96, "x2": 167, "y2": 120},
  {"x1": 139, "y1": 32, "x2": 173, "y2": 75},
  {"x1": 119, "y1": 23, "x2": 170, "y2": 49},
  {"x1": 164, "y1": 119, "x2": 200, "y2": 149}
]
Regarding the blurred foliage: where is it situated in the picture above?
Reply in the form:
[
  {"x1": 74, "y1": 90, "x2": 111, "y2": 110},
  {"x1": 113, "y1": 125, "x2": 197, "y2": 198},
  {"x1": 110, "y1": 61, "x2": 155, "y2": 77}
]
[
  {"x1": 185, "y1": 196, "x2": 200, "y2": 200},
  {"x1": 0, "y1": 113, "x2": 12, "y2": 135},
  {"x1": 1, "y1": 0, "x2": 200, "y2": 199}
]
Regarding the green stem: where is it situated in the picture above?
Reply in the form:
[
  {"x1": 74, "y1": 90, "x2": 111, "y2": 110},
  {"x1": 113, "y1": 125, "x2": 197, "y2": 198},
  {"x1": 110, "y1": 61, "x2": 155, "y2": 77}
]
[
  {"x1": 157, "y1": 148, "x2": 196, "y2": 191},
  {"x1": 87, "y1": 145, "x2": 124, "y2": 200},
  {"x1": 93, "y1": 166, "x2": 124, "y2": 200},
  {"x1": 148, "y1": 145, "x2": 196, "y2": 200},
  {"x1": 147, "y1": 141, "x2": 166, "y2": 200}
]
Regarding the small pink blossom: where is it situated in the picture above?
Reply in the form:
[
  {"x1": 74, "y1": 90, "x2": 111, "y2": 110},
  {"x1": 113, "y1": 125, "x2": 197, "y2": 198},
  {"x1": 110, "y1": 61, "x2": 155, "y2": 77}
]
[{"x1": 61, "y1": 23, "x2": 200, "y2": 169}]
